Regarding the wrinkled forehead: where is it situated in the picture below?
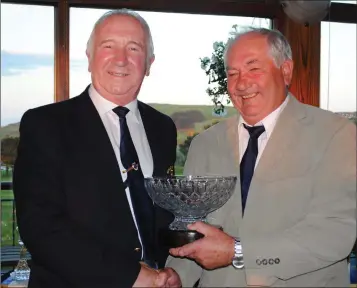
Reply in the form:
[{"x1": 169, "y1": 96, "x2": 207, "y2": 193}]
[
  {"x1": 95, "y1": 14, "x2": 147, "y2": 41},
  {"x1": 227, "y1": 33, "x2": 271, "y2": 64}
]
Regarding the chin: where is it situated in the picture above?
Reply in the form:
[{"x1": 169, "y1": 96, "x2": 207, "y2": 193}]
[
  {"x1": 108, "y1": 85, "x2": 131, "y2": 95},
  {"x1": 242, "y1": 110, "x2": 263, "y2": 122}
]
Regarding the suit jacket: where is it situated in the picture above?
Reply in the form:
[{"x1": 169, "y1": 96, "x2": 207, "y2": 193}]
[
  {"x1": 13, "y1": 87, "x2": 177, "y2": 288},
  {"x1": 167, "y1": 94, "x2": 356, "y2": 287}
]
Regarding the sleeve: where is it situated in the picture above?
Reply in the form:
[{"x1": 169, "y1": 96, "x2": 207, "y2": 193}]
[
  {"x1": 183, "y1": 134, "x2": 208, "y2": 176},
  {"x1": 154, "y1": 116, "x2": 178, "y2": 268},
  {"x1": 241, "y1": 121, "x2": 357, "y2": 286},
  {"x1": 165, "y1": 135, "x2": 205, "y2": 284},
  {"x1": 13, "y1": 110, "x2": 140, "y2": 288},
  {"x1": 169, "y1": 118, "x2": 178, "y2": 169}
]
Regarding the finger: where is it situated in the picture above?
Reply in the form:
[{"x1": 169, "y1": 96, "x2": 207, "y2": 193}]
[
  {"x1": 167, "y1": 275, "x2": 182, "y2": 288},
  {"x1": 187, "y1": 221, "x2": 213, "y2": 234},
  {"x1": 165, "y1": 269, "x2": 181, "y2": 288},
  {"x1": 154, "y1": 270, "x2": 169, "y2": 287},
  {"x1": 170, "y1": 242, "x2": 199, "y2": 257},
  {"x1": 169, "y1": 237, "x2": 205, "y2": 256},
  {"x1": 169, "y1": 245, "x2": 189, "y2": 257}
]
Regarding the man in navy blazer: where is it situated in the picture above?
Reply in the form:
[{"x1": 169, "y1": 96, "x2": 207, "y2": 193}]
[{"x1": 13, "y1": 9, "x2": 181, "y2": 288}]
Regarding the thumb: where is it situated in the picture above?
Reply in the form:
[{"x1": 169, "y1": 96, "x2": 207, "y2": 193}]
[{"x1": 187, "y1": 221, "x2": 211, "y2": 235}]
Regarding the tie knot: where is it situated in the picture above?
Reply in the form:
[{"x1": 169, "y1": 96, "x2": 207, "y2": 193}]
[
  {"x1": 243, "y1": 124, "x2": 265, "y2": 139},
  {"x1": 113, "y1": 106, "x2": 130, "y2": 118}
]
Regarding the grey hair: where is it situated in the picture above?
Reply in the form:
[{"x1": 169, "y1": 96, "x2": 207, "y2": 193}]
[
  {"x1": 86, "y1": 9, "x2": 154, "y2": 65},
  {"x1": 224, "y1": 27, "x2": 292, "y2": 70}
]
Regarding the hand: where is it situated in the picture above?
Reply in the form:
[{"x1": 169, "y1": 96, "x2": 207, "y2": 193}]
[
  {"x1": 133, "y1": 262, "x2": 181, "y2": 287},
  {"x1": 169, "y1": 221, "x2": 235, "y2": 270},
  {"x1": 156, "y1": 268, "x2": 182, "y2": 287},
  {"x1": 132, "y1": 262, "x2": 159, "y2": 287}
]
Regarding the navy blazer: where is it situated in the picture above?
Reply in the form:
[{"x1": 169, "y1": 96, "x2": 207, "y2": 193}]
[{"x1": 13, "y1": 86, "x2": 177, "y2": 288}]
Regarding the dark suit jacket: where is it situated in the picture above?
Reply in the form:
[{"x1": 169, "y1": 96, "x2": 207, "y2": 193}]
[{"x1": 13, "y1": 87, "x2": 177, "y2": 288}]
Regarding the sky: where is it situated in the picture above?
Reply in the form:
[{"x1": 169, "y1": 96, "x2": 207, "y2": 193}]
[{"x1": 1, "y1": 2, "x2": 356, "y2": 126}]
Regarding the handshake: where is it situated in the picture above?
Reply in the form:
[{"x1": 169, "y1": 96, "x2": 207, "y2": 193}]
[{"x1": 133, "y1": 262, "x2": 181, "y2": 288}]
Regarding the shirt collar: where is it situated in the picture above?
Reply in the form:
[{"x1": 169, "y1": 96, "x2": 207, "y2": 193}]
[
  {"x1": 89, "y1": 84, "x2": 140, "y2": 123},
  {"x1": 238, "y1": 95, "x2": 290, "y2": 138}
]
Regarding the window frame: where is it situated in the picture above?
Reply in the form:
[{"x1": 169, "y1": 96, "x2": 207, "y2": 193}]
[{"x1": 2, "y1": 0, "x2": 357, "y2": 104}]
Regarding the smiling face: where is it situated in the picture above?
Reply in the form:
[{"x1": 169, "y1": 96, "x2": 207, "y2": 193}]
[
  {"x1": 226, "y1": 32, "x2": 293, "y2": 125},
  {"x1": 86, "y1": 14, "x2": 154, "y2": 105}
]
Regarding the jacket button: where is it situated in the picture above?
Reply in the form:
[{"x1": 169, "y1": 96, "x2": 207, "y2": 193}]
[
  {"x1": 256, "y1": 259, "x2": 261, "y2": 265},
  {"x1": 268, "y1": 258, "x2": 274, "y2": 265},
  {"x1": 262, "y1": 259, "x2": 268, "y2": 265},
  {"x1": 274, "y1": 258, "x2": 280, "y2": 264},
  {"x1": 134, "y1": 247, "x2": 141, "y2": 252}
]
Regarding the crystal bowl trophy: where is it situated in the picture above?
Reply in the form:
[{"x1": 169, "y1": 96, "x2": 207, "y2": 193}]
[{"x1": 144, "y1": 175, "x2": 237, "y2": 248}]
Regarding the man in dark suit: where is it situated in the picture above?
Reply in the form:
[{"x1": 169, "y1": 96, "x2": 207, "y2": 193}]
[{"x1": 13, "y1": 9, "x2": 181, "y2": 288}]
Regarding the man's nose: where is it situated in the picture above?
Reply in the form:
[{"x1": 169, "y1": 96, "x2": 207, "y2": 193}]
[
  {"x1": 235, "y1": 74, "x2": 251, "y2": 91},
  {"x1": 113, "y1": 48, "x2": 128, "y2": 66}
]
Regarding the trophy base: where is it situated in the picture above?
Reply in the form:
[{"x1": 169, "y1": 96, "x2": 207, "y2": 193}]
[{"x1": 159, "y1": 229, "x2": 204, "y2": 248}]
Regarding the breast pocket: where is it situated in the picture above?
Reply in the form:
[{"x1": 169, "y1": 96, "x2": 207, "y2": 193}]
[{"x1": 247, "y1": 176, "x2": 314, "y2": 232}]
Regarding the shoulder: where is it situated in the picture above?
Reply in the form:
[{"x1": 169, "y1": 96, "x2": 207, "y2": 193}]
[
  {"x1": 19, "y1": 90, "x2": 86, "y2": 131},
  {"x1": 191, "y1": 116, "x2": 237, "y2": 147},
  {"x1": 301, "y1": 102, "x2": 355, "y2": 136},
  {"x1": 138, "y1": 101, "x2": 176, "y2": 129}
]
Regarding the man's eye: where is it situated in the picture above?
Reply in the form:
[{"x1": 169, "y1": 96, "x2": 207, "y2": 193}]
[{"x1": 129, "y1": 47, "x2": 139, "y2": 51}]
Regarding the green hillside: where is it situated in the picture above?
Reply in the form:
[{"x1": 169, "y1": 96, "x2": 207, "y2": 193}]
[
  {"x1": 0, "y1": 103, "x2": 237, "y2": 141},
  {"x1": 0, "y1": 123, "x2": 21, "y2": 140},
  {"x1": 149, "y1": 103, "x2": 237, "y2": 121}
]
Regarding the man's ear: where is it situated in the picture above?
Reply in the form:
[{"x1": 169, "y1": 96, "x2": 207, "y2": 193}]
[
  {"x1": 281, "y1": 59, "x2": 293, "y2": 86},
  {"x1": 145, "y1": 55, "x2": 155, "y2": 76},
  {"x1": 86, "y1": 49, "x2": 92, "y2": 73}
]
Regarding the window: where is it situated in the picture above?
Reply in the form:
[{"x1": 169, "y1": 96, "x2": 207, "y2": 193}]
[
  {"x1": 320, "y1": 21, "x2": 356, "y2": 122},
  {"x1": 1, "y1": 3, "x2": 55, "y2": 246},
  {"x1": 331, "y1": 0, "x2": 357, "y2": 4},
  {"x1": 70, "y1": 8, "x2": 271, "y2": 174}
]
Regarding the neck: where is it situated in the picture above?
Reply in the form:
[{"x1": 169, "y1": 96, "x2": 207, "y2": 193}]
[{"x1": 92, "y1": 84, "x2": 140, "y2": 106}]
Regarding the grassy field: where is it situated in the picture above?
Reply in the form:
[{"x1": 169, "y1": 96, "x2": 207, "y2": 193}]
[
  {"x1": 149, "y1": 103, "x2": 237, "y2": 121},
  {"x1": 1, "y1": 194, "x2": 17, "y2": 246},
  {"x1": 1, "y1": 171, "x2": 17, "y2": 246}
]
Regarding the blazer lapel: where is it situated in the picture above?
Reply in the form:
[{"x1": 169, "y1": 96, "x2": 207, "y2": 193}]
[
  {"x1": 254, "y1": 94, "x2": 307, "y2": 182},
  {"x1": 242, "y1": 95, "x2": 307, "y2": 222},
  {"x1": 74, "y1": 89, "x2": 125, "y2": 191},
  {"x1": 138, "y1": 102, "x2": 162, "y2": 177},
  {"x1": 222, "y1": 115, "x2": 244, "y2": 231},
  {"x1": 224, "y1": 115, "x2": 241, "y2": 173}
]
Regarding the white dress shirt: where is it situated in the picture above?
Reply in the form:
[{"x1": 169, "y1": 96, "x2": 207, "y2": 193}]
[
  {"x1": 89, "y1": 84, "x2": 153, "y2": 255},
  {"x1": 238, "y1": 96, "x2": 290, "y2": 167}
]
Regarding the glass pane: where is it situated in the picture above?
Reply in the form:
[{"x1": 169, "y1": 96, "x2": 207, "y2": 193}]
[
  {"x1": 70, "y1": 8, "x2": 271, "y2": 175},
  {"x1": 1, "y1": 3, "x2": 55, "y2": 247},
  {"x1": 320, "y1": 22, "x2": 356, "y2": 122}
]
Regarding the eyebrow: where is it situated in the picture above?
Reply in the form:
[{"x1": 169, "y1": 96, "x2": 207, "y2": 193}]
[
  {"x1": 246, "y1": 59, "x2": 259, "y2": 65},
  {"x1": 226, "y1": 66, "x2": 238, "y2": 71},
  {"x1": 226, "y1": 58, "x2": 260, "y2": 71},
  {"x1": 128, "y1": 40, "x2": 144, "y2": 49},
  {"x1": 99, "y1": 39, "x2": 115, "y2": 45},
  {"x1": 99, "y1": 39, "x2": 144, "y2": 49}
]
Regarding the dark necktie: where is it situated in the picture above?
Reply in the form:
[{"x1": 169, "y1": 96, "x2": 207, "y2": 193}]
[
  {"x1": 240, "y1": 124, "x2": 265, "y2": 215},
  {"x1": 112, "y1": 106, "x2": 156, "y2": 268}
]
